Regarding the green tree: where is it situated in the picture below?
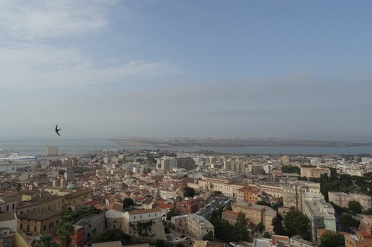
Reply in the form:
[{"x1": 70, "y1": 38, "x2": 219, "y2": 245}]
[
  {"x1": 123, "y1": 197, "x2": 135, "y2": 209},
  {"x1": 364, "y1": 208, "x2": 372, "y2": 215},
  {"x1": 318, "y1": 231, "x2": 345, "y2": 247},
  {"x1": 340, "y1": 214, "x2": 360, "y2": 228},
  {"x1": 348, "y1": 201, "x2": 363, "y2": 214},
  {"x1": 272, "y1": 214, "x2": 285, "y2": 235},
  {"x1": 16, "y1": 183, "x2": 21, "y2": 192},
  {"x1": 90, "y1": 229, "x2": 131, "y2": 245},
  {"x1": 233, "y1": 212, "x2": 248, "y2": 241},
  {"x1": 166, "y1": 207, "x2": 180, "y2": 220},
  {"x1": 262, "y1": 232, "x2": 271, "y2": 238},
  {"x1": 57, "y1": 222, "x2": 75, "y2": 247},
  {"x1": 34, "y1": 234, "x2": 59, "y2": 247},
  {"x1": 283, "y1": 208, "x2": 311, "y2": 240},
  {"x1": 183, "y1": 187, "x2": 195, "y2": 197},
  {"x1": 154, "y1": 239, "x2": 171, "y2": 247},
  {"x1": 255, "y1": 222, "x2": 265, "y2": 233},
  {"x1": 282, "y1": 165, "x2": 300, "y2": 175},
  {"x1": 203, "y1": 231, "x2": 214, "y2": 240}
]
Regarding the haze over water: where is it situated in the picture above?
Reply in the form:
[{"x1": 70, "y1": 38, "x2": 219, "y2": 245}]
[{"x1": 1, "y1": 139, "x2": 372, "y2": 156}]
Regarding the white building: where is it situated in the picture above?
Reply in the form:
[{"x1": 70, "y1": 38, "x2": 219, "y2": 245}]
[
  {"x1": 0, "y1": 211, "x2": 17, "y2": 237},
  {"x1": 302, "y1": 192, "x2": 336, "y2": 242},
  {"x1": 122, "y1": 209, "x2": 166, "y2": 240}
]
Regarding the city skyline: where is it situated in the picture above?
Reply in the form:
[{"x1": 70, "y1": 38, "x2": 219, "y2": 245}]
[{"x1": 1, "y1": 1, "x2": 372, "y2": 142}]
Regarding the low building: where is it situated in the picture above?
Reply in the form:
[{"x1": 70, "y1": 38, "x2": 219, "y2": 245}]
[
  {"x1": 122, "y1": 209, "x2": 166, "y2": 240},
  {"x1": 0, "y1": 196, "x2": 17, "y2": 213},
  {"x1": 171, "y1": 214, "x2": 214, "y2": 240},
  {"x1": 176, "y1": 197, "x2": 202, "y2": 215},
  {"x1": 71, "y1": 225, "x2": 85, "y2": 247},
  {"x1": 222, "y1": 210, "x2": 239, "y2": 225},
  {"x1": 345, "y1": 231, "x2": 372, "y2": 247},
  {"x1": 192, "y1": 240, "x2": 224, "y2": 247},
  {"x1": 289, "y1": 235, "x2": 318, "y2": 247},
  {"x1": 75, "y1": 213, "x2": 105, "y2": 241},
  {"x1": 171, "y1": 215, "x2": 188, "y2": 234},
  {"x1": 359, "y1": 215, "x2": 372, "y2": 235},
  {"x1": 187, "y1": 214, "x2": 214, "y2": 240},
  {"x1": 300, "y1": 167, "x2": 330, "y2": 179},
  {"x1": 328, "y1": 192, "x2": 372, "y2": 210},
  {"x1": 0, "y1": 211, "x2": 17, "y2": 238},
  {"x1": 17, "y1": 208, "x2": 61, "y2": 236}
]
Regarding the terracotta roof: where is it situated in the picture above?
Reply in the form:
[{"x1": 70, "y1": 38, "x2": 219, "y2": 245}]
[
  {"x1": 271, "y1": 235, "x2": 289, "y2": 245},
  {"x1": 106, "y1": 202, "x2": 123, "y2": 212},
  {"x1": 127, "y1": 208, "x2": 161, "y2": 215},
  {"x1": 0, "y1": 211, "x2": 16, "y2": 221},
  {"x1": 357, "y1": 231, "x2": 372, "y2": 237},
  {"x1": 17, "y1": 208, "x2": 61, "y2": 221},
  {"x1": 155, "y1": 203, "x2": 174, "y2": 209}
]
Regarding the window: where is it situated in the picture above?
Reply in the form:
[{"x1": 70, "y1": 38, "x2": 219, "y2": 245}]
[
  {"x1": 20, "y1": 224, "x2": 23, "y2": 230},
  {"x1": 44, "y1": 225, "x2": 46, "y2": 231},
  {"x1": 34, "y1": 226, "x2": 37, "y2": 231}
]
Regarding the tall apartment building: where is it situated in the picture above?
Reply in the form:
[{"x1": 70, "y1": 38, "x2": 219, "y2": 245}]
[
  {"x1": 281, "y1": 155, "x2": 290, "y2": 164},
  {"x1": 46, "y1": 145, "x2": 58, "y2": 156},
  {"x1": 282, "y1": 181, "x2": 321, "y2": 210},
  {"x1": 157, "y1": 157, "x2": 176, "y2": 171},
  {"x1": 302, "y1": 192, "x2": 336, "y2": 242},
  {"x1": 328, "y1": 192, "x2": 372, "y2": 210},
  {"x1": 176, "y1": 157, "x2": 195, "y2": 171},
  {"x1": 64, "y1": 170, "x2": 75, "y2": 182},
  {"x1": 223, "y1": 158, "x2": 247, "y2": 172}
]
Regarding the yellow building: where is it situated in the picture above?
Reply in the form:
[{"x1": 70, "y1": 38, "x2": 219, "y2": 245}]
[
  {"x1": 17, "y1": 208, "x2": 61, "y2": 236},
  {"x1": 43, "y1": 186, "x2": 92, "y2": 210}
]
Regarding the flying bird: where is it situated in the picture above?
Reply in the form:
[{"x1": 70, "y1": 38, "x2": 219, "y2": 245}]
[{"x1": 55, "y1": 124, "x2": 61, "y2": 136}]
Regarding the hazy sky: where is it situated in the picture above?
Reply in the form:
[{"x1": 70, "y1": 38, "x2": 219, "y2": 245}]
[{"x1": 1, "y1": 0, "x2": 372, "y2": 141}]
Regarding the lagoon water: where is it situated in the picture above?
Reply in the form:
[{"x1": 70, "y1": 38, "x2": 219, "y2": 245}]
[{"x1": 0, "y1": 139, "x2": 372, "y2": 156}]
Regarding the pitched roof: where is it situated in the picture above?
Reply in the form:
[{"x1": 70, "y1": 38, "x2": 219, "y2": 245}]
[
  {"x1": 127, "y1": 208, "x2": 161, "y2": 215},
  {"x1": 17, "y1": 208, "x2": 61, "y2": 221},
  {"x1": 0, "y1": 211, "x2": 16, "y2": 221}
]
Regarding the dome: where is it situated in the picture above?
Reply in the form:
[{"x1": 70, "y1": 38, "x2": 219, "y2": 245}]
[{"x1": 66, "y1": 183, "x2": 77, "y2": 189}]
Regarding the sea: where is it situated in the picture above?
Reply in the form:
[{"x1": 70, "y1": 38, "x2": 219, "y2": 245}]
[{"x1": 0, "y1": 139, "x2": 372, "y2": 156}]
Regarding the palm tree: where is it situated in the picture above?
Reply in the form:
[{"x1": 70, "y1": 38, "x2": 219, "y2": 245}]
[
  {"x1": 16, "y1": 183, "x2": 21, "y2": 192},
  {"x1": 33, "y1": 234, "x2": 59, "y2": 247},
  {"x1": 57, "y1": 222, "x2": 75, "y2": 247}
]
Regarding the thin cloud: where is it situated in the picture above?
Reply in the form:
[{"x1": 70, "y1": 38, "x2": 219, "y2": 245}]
[
  {"x1": 0, "y1": 45, "x2": 183, "y2": 90},
  {"x1": 0, "y1": 0, "x2": 114, "y2": 39}
]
